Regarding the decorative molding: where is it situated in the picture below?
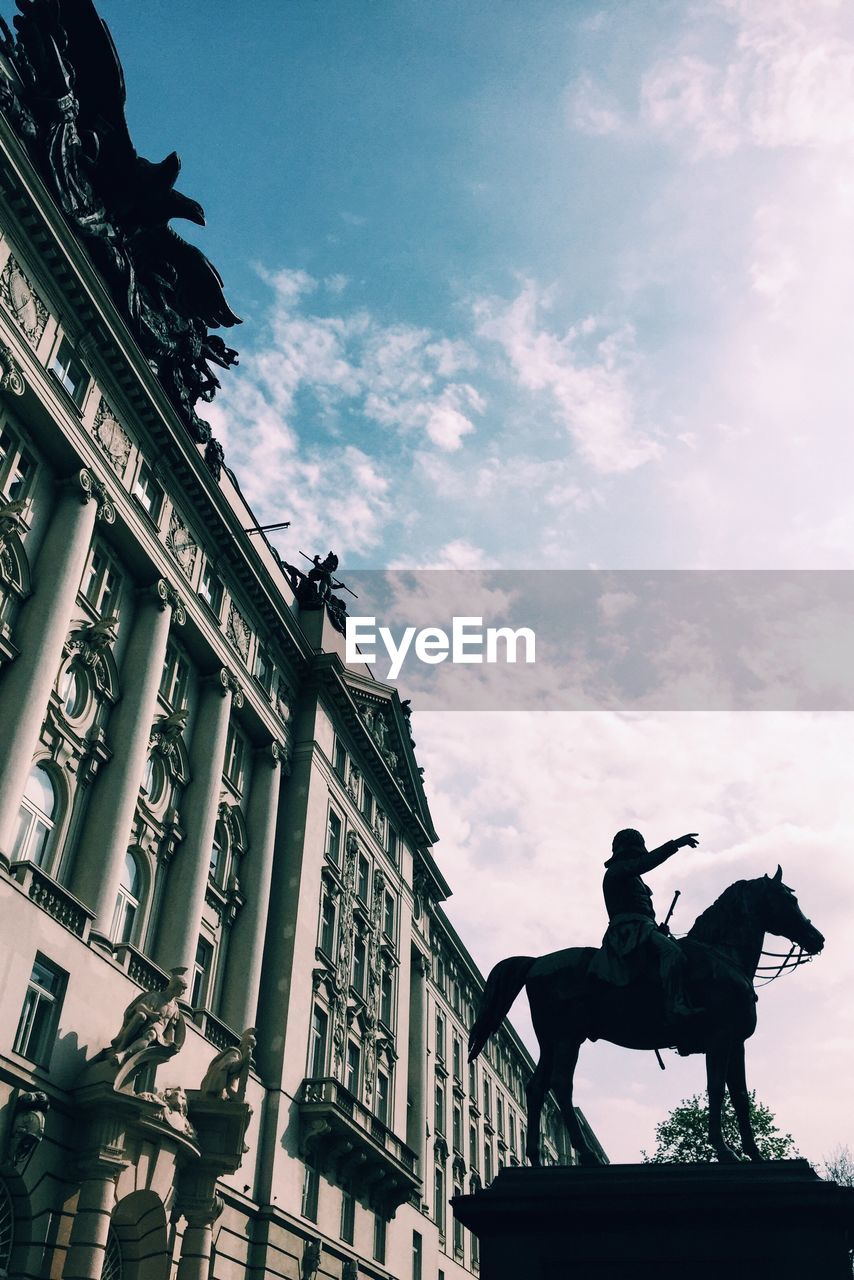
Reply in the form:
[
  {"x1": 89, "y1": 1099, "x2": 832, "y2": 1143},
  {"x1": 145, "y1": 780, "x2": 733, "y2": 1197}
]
[
  {"x1": 0, "y1": 254, "x2": 48, "y2": 346},
  {"x1": 270, "y1": 739, "x2": 291, "y2": 774},
  {"x1": 155, "y1": 578, "x2": 187, "y2": 625},
  {"x1": 166, "y1": 509, "x2": 199, "y2": 579},
  {"x1": 92, "y1": 398, "x2": 132, "y2": 473},
  {"x1": 0, "y1": 339, "x2": 25, "y2": 395},
  {"x1": 76, "y1": 468, "x2": 116, "y2": 523},
  {"x1": 226, "y1": 599, "x2": 251, "y2": 661}
]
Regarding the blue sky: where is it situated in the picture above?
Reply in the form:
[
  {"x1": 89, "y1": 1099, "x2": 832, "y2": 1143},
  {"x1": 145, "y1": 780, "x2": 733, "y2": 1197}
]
[{"x1": 85, "y1": 0, "x2": 854, "y2": 1162}]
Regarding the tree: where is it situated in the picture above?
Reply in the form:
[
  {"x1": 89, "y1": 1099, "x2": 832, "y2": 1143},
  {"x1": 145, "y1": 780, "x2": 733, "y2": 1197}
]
[
  {"x1": 642, "y1": 1091, "x2": 798, "y2": 1163},
  {"x1": 824, "y1": 1146, "x2": 854, "y2": 1186}
]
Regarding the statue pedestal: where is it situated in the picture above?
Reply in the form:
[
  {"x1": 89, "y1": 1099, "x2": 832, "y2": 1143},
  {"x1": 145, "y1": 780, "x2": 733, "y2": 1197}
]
[{"x1": 452, "y1": 1161, "x2": 854, "y2": 1279}]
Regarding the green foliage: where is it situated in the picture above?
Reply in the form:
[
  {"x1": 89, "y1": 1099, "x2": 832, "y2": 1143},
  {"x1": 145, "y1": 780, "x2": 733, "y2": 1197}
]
[{"x1": 642, "y1": 1091, "x2": 798, "y2": 1163}]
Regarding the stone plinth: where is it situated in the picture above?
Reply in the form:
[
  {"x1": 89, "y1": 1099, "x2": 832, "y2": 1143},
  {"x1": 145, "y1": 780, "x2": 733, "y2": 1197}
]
[{"x1": 452, "y1": 1161, "x2": 854, "y2": 1280}]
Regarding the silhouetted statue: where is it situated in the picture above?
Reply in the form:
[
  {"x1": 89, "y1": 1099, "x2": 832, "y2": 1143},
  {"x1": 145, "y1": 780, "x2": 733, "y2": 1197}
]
[
  {"x1": 470, "y1": 839, "x2": 824, "y2": 1167},
  {"x1": 589, "y1": 828, "x2": 699, "y2": 1021}
]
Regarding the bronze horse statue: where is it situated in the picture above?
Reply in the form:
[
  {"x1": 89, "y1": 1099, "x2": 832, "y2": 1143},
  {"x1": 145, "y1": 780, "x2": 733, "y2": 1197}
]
[{"x1": 469, "y1": 867, "x2": 824, "y2": 1165}]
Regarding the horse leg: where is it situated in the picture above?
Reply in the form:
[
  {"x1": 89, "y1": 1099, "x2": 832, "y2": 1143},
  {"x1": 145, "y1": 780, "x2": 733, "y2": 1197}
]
[
  {"x1": 525, "y1": 1048, "x2": 550, "y2": 1167},
  {"x1": 726, "y1": 1039, "x2": 762, "y2": 1161},
  {"x1": 706, "y1": 1043, "x2": 740, "y2": 1163},
  {"x1": 550, "y1": 1037, "x2": 601, "y2": 1166}
]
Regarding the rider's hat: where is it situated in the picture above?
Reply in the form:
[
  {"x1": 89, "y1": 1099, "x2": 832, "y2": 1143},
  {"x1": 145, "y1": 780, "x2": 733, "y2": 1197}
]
[{"x1": 604, "y1": 828, "x2": 645, "y2": 866}]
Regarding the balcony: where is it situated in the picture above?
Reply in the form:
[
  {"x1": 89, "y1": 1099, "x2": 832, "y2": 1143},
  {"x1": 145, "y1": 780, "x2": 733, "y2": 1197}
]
[
  {"x1": 12, "y1": 860, "x2": 94, "y2": 939},
  {"x1": 298, "y1": 1077, "x2": 420, "y2": 1214}
]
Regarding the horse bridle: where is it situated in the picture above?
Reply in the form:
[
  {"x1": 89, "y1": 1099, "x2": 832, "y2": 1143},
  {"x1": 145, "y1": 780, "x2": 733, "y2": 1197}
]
[{"x1": 754, "y1": 944, "x2": 813, "y2": 987}]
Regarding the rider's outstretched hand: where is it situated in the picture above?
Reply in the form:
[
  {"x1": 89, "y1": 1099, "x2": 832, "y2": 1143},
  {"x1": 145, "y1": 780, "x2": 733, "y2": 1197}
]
[{"x1": 677, "y1": 833, "x2": 700, "y2": 849}]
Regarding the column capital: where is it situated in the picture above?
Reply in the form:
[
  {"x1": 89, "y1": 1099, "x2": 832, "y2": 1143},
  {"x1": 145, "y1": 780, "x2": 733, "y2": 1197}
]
[
  {"x1": 179, "y1": 1193, "x2": 223, "y2": 1230},
  {"x1": 73, "y1": 468, "x2": 116, "y2": 524},
  {"x1": 154, "y1": 577, "x2": 187, "y2": 625},
  {"x1": 218, "y1": 666, "x2": 244, "y2": 707},
  {"x1": 413, "y1": 949, "x2": 431, "y2": 979},
  {"x1": 0, "y1": 340, "x2": 25, "y2": 396},
  {"x1": 269, "y1": 738, "x2": 292, "y2": 774}
]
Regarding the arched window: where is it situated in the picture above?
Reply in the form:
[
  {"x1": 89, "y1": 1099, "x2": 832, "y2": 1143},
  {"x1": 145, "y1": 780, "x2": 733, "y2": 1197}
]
[
  {"x1": 111, "y1": 852, "x2": 142, "y2": 945},
  {"x1": 0, "y1": 1178, "x2": 13, "y2": 1277},
  {"x1": 102, "y1": 1226, "x2": 123, "y2": 1280},
  {"x1": 11, "y1": 764, "x2": 58, "y2": 866},
  {"x1": 141, "y1": 753, "x2": 166, "y2": 808},
  {"x1": 58, "y1": 662, "x2": 88, "y2": 720}
]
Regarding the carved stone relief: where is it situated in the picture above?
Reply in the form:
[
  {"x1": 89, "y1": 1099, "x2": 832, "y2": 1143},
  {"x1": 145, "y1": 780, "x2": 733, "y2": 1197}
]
[
  {"x1": 0, "y1": 255, "x2": 48, "y2": 346},
  {"x1": 92, "y1": 399, "x2": 132, "y2": 474}
]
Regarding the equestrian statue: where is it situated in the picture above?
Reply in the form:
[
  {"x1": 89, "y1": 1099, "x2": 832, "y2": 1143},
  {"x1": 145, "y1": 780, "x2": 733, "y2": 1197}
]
[{"x1": 469, "y1": 829, "x2": 824, "y2": 1166}]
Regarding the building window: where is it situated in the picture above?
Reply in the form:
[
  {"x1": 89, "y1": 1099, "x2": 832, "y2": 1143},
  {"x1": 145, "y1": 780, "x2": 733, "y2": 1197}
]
[
  {"x1": 11, "y1": 764, "x2": 58, "y2": 866},
  {"x1": 412, "y1": 1230, "x2": 423, "y2": 1280},
  {"x1": 453, "y1": 1185, "x2": 464, "y2": 1258},
  {"x1": 255, "y1": 643, "x2": 275, "y2": 695},
  {"x1": 452, "y1": 1034, "x2": 462, "y2": 1082},
  {"x1": 59, "y1": 661, "x2": 88, "y2": 720},
  {"x1": 0, "y1": 425, "x2": 36, "y2": 501},
  {"x1": 380, "y1": 967, "x2": 393, "y2": 1028},
  {"x1": 131, "y1": 459, "x2": 164, "y2": 522},
  {"x1": 198, "y1": 561, "x2": 223, "y2": 615},
  {"x1": 340, "y1": 1190, "x2": 355, "y2": 1244},
  {"x1": 301, "y1": 1162, "x2": 319, "y2": 1222},
  {"x1": 376, "y1": 1069, "x2": 390, "y2": 1126},
  {"x1": 383, "y1": 890, "x2": 396, "y2": 941},
  {"x1": 509, "y1": 1112, "x2": 517, "y2": 1157},
  {"x1": 434, "y1": 1082, "x2": 445, "y2": 1136},
  {"x1": 319, "y1": 893, "x2": 336, "y2": 957},
  {"x1": 498, "y1": 1096, "x2": 505, "y2": 1137},
  {"x1": 190, "y1": 936, "x2": 214, "y2": 1009},
  {"x1": 387, "y1": 826, "x2": 399, "y2": 864},
  {"x1": 159, "y1": 641, "x2": 189, "y2": 710},
  {"x1": 325, "y1": 809, "x2": 341, "y2": 863},
  {"x1": 352, "y1": 937, "x2": 366, "y2": 997},
  {"x1": 224, "y1": 722, "x2": 245, "y2": 793},
  {"x1": 434, "y1": 1166, "x2": 445, "y2": 1234},
  {"x1": 373, "y1": 1212, "x2": 386, "y2": 1265},
  {"x1": 469, "y1": 1060, "x2": 478, "y2": 1106},
  {"x1": 484, "y1": 1079, "x2": 492, "y2": 1121},
  {"x1": 309, "y1": 1005, "x2": 328, "y2": 1077},
  {"x1": 346, "y1": 1040, "x2": 361, "y2": 1096},
  {"x1": 142, "y1": 753, "x2": 166, "y2": 808},
  {"x1": 361, "y1": 784, "x2": 373, "y2": 824},
  {"x1": 209, "y1": 824, "x2": 227, "y2": 885},
  {"x1": 453, "y1": 1103, "x2": 463, "y2": 1154},
  {"x1": 470, "y1": 1122, "x2": 479, "y2": 1170},
  {"x1": 333, "y1": 739, "x2": 347, "y2": 780},
  {"x1": 48, "y1": 336, "x2": 89, "y2": 406},
  {"x1": 111, "y1": 852, "x2": 142, "y2": 944},
  {"x1": 357, "y1": 854, "x2": 370, "y2": 904},
  {"x1": 484, "y1": 1140, "x2": 493, "y2": 1184},
  {"x1": 13, "y1": 954, "x2": 66, "y2": 1065},
  {"x1": 80, "y1": 546, "x2": 120, "y2": 617},
  {"x1": 435, "y1": 1009, "x2": 446, "y2": 1062}
]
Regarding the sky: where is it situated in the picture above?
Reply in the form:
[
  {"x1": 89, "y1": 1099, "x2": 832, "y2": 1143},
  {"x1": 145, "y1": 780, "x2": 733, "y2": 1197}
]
[{"x1": 85, "y1": 0, "x2": 854, "y2": 1162}]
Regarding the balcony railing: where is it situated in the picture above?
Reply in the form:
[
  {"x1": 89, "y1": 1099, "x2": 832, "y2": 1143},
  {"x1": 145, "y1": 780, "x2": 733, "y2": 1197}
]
[
  {"x1": 299, "y1": 1076, "x2": 420, "y2": 1213},
  {"x1": 12, "y1": 860, "x2": 94, "y2": 939}
]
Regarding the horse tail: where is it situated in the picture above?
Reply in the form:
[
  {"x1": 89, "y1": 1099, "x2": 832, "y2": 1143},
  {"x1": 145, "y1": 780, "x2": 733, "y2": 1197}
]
[{"x1": 468, "y1": 956, "x2": 535, "y2": 1062}]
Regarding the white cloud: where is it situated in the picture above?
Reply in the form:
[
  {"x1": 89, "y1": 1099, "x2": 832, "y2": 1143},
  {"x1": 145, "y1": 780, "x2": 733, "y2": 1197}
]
[
  {"x1": 567, "y1": 72, "x2": 623, "y2": 136},
  {"x1": 474, "y1": 282, "x2": 660, "y2": 474}
]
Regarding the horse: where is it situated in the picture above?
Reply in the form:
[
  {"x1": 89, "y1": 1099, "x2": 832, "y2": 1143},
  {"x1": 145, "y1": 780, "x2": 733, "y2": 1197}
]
[{"x1": 468, "y1": 867, "x2": 824, "y2": 1166}]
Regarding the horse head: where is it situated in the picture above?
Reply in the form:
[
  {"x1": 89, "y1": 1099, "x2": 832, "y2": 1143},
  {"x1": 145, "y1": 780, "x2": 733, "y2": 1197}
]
[{"x1": 758, "y1": 866, "x2": 824, "y2": 955}]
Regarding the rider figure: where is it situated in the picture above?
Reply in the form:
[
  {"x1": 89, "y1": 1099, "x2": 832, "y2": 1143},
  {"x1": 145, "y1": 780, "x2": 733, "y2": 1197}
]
[{"x1": 591, "y1": 828, "x2": 700, "y2": 1022}]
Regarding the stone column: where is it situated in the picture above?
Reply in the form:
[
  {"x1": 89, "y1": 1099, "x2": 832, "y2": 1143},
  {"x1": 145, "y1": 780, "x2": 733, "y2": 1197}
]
[
  {"x1": 72, "y1": 580, "x2": 186, "y2": 935},
  {"x1": 61, "y1": 1159, "x2": 120, "y2": 1280},
  {"x1": 407, "y1": 949, "x2": 430, "y2": 1189},
  {"x1": 219, "y1": 740, "x2": 287, "y2": 1031},
  {"x1": 0, "y1": 470, "x2": 112, "y2": 859},
  {"x1": 175, "y1": 1201, "x2": 220, "y2": 1280},
  {"x1": 154, "y1": 669, "x2": 241, "y2": 976}
]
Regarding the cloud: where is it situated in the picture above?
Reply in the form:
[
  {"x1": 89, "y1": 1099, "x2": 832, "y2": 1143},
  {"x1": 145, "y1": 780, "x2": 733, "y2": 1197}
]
[
  {"x1": 640, "y1": 1, "x2": 854, "y2": 156},
  {"x1": 474, "y1": 282, "x2": 660, "y2": 474},
  {"x1": 567, "y1": 72, "x2": 623, "y2": 136}
]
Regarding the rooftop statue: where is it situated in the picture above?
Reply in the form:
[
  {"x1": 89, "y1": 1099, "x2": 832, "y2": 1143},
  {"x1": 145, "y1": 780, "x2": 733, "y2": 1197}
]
[
  {"x1": 0, "y1": 0, "x2": 240, "y2": 448},
  {"x1": 469, "y1": 832, "x2": 824, "y2": 1166},
  {"x1": 199, "y1": 1027, "x2": 256, "y2": 1101},
  {"x1": 107, "y1": 967, "x2": 188, "y2": 1063},
  {"x1": 283, "y1": 550, "x2": 355, "y2": 637}
]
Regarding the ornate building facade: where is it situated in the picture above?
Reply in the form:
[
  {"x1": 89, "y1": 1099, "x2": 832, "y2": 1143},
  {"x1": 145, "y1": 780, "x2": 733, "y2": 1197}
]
[{"x1": 0, "y1": 5, "x2": 604, "y2": 1278}]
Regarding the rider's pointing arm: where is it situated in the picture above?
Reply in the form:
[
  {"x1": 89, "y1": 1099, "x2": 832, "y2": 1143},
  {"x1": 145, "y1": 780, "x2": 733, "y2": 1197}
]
[{"x1": 610, "y1": 833, "x2": 699, "y2": 877}]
